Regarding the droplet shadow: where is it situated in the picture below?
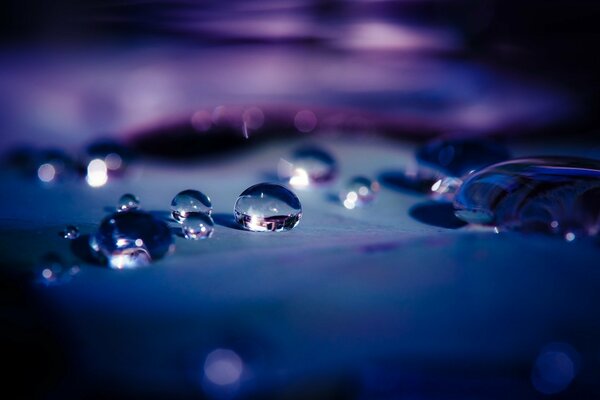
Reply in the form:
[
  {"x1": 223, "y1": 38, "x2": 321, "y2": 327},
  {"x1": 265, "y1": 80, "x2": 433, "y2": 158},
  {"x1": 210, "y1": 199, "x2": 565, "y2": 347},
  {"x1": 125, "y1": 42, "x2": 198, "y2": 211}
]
[
  {"x1": 409, "y1": 201, "x2": 467, "y2": 229},
  {"x1": 212, "y1": 213, "x2": 245, "y2": 231},
  {"x1": 70, "y1": 234, "x2": 105, "y2": 266},
  {"x1": 378, "y1": 170, "x2": 437, "y2": 196}
]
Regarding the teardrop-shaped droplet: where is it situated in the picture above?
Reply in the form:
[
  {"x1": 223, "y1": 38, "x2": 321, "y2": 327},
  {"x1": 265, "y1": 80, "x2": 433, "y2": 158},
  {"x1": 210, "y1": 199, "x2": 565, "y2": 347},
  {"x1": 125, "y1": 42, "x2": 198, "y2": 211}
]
[{"x1": 453, "y1": 157, "x2": 600, "y2": 238}]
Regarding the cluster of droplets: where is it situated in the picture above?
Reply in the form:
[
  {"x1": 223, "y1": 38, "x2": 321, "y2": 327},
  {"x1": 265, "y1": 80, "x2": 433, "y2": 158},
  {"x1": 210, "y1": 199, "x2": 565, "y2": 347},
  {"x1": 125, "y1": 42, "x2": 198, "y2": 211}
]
[{"x1": 171, "y1": 190, "x2": 215, "y2": 239}]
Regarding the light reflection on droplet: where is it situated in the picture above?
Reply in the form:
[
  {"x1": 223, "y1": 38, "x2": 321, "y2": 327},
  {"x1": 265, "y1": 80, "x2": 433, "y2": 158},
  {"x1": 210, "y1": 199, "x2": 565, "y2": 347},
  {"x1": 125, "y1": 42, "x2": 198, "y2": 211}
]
[
  {"x1": 278, "y1": 146, "x2": 338, "y2": 189},
  {"x1": 532, "y1": 343, "x2": 579, "y2": 395},
  {"x1": 565, "y1": 232, "x2": 576, "y2": 242},
  {"x1": 340, "y1": 176, "x2": 380, "y2": 209},
  {"x1": 61, "y1": 225, "x2": 80, "y2": 240},
  {"x1": 294, "y1": 110, "x2": 317, "y2": 133},
  {"x1": 37, "y1": 163, "x2": 56, "y2": 183},
  {"x1": 86, "y1": 158, "x2": 108, "y2": 187},
  {"x1": 204, "y1": 349, "x2": 243, "y2": 386}
]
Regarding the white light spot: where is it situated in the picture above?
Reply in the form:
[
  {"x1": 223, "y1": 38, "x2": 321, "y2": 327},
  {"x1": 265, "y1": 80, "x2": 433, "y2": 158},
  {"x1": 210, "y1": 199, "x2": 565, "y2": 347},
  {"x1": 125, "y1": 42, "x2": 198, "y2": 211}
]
[
  {"x1": 86, "y1": 158, "x2": 108, "y2": 188},
  {"x1": 42, "y1": 268, "x2": 53, "y2": 279},
  {"x1": 204, "y1": 349, "x2": 243, "y2": 386},
  {"x1": 37, "y1": 163, "x2": 56, "y2": 183},
  {"x1": 289, "y1": 168, "x2": 310, "y2": 188},
  {"x1": 134, "y1": 239, "x2": 143, "y2": 247}
]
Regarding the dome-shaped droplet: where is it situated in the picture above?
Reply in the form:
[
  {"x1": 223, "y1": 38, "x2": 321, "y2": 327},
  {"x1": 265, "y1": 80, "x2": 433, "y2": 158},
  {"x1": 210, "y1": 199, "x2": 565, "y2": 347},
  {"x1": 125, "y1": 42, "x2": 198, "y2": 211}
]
[
  {"x1": 453, "y1": 157, "x2": 600, "y2": 238},
  {"x1": 340, "y1": 176, "x2": 380, "y2": 209},
  {"x1": 171, "y1": 189, "x2": 212, "y2": 222},
  {"x1": 61, "y1": 224, "x2": 80, "y2": 240},
  {"x1": 278, "y1": 146, "x2": 338, "y2": 189},
  {"x1": 94, "y1": 210, "x2": 174, "y2": 269},
  {"x1": 117, "y1": 193, "x2": 140, "y2": 212},
  {"x1": 182, "y1": 212, "x2": 215, "y2": 240},
  {"x1": 417, "y1": 138, "x2": 511, "y2": 177},
  {"x1": 234, "y1": 183, "x2": 302, "y2": 232}
]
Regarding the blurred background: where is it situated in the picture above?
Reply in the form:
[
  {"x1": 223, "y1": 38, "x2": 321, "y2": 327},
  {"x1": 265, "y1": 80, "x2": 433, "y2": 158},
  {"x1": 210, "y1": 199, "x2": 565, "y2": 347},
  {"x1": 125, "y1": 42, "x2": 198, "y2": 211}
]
[{"x1": 1, "y1": 0, "x2": 600, "y2": 151}]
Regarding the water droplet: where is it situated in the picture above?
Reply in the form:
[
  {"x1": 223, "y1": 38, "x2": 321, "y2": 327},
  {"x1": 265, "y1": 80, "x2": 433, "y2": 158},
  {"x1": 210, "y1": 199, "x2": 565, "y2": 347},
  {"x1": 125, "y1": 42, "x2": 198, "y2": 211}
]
[
  {"x1": 417, "y1": 138, "x2": 511, "y2": 177},
  {"x1": 532, "y1": 343, "x2": 579, "y2": 395},
  {"x1": 94, "y1": 210, "x2": 173, "y2": 269},
  {"x1": 117, "y1": 193, "x2": 140, "y2": 212},
  {"x1": 454, "y1": 157, "x2": 600, "y2": 237},
  {"x1": 278, "y1": 146, "x2": 337, "y2": 189},
  {"x1": 171, "y1": 190, "x2": 212, "y2": 222},
  {"x1": 234, "y1": 183, "x2": 302, "y2": 232},
  {"x1": 340, "y1": 176, "x2": 380, "y2": 209},
  {"x1": 61, "y1": 225, "x2": 80, "y2": 240},
  {"x1": 182, "y1": 212, "x2": 215, "y2": 240},
  {"x1": 430, "y1": 176, "x2": 462, "y2": 201},
  {"x1": 36, "y1": 253, "x2": 80, "y2": 286}
]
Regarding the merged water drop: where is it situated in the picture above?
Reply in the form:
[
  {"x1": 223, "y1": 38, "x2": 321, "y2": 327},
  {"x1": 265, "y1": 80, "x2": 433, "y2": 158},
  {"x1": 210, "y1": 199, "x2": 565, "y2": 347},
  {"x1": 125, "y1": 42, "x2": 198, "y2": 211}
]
[
  {"x1": 417, "y1": 138, "x2": 511, "y2": 177},
  {"x1": 430, "y1": 177, "x2": 463, "y2": 201},
  {"x1": 278, "y1": 146, "x2": 338, "y2": 189},
  {"x1": 340, "y1": 176, "x2": 380, "y2": 209},
  {"x1": 171, "y1": 189, "x2": 213, "y2": 222},
  {"x1": 61, "y1": 224, "x2": 80, "y2": 240},
  {"x1": 117, "y1": 193, "x2": 140, "y2": 212},
  {"x1": 93, "y1": 210, "x2": 174, "y2": 269},
  {"x1": 453, "y1": 157, "x2": 600, "y2": 238},
  {"x1": 234, "y1": 183, "x2": 302, "y2": 232},
  {"x1": 182, "y1": 212, "x2": 215, "y2": 240}
]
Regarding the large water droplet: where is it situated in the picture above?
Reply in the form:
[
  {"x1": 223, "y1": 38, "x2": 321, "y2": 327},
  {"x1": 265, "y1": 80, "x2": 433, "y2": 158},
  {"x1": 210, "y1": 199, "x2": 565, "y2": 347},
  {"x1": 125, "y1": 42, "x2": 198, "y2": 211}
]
[
  {"x1": 182, "y1": 212, "x2": 215, "y2": 240},
  {"x1": 234, "y1": 183, "x2": 302, "y2": 232},
  {"x1": 61, "y1": 225, "x2": 80, "y2": 240},
  {"x1": 171, "y1": 189, "x2": 213, "y2": 222},
  {"x1": 117, "y1": 193, "x2": 140, "y2": 212},
  {"x1": 278, "y1": 146, "x2": 337, "y2": 189},
  {"x1": 417, "y1": 138, "x2": 511, "y2": 177},
  {"x1": 453, "y1": 157, "x2": 600, "y2": 237},
  {"x1": 94, "y1": 210, "x2": 174, "y2": 269},
  {"x1": 340, "y1": 176, "x2": 380, "y2": 209}
]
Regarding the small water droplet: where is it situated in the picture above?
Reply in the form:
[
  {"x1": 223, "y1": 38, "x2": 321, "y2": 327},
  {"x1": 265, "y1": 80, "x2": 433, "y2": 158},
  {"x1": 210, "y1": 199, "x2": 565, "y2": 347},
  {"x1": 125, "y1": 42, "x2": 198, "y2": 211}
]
[
  {"x1": 94, "y1": 210, "x2": 173, "y2": 269},
  {"x1": 182, "y1": 212, "x2": 215, "y2": 240},
  {"x1": 340, "y1": 176, "x2": 380, "y2": 209},
  {"x1": 234, "y1": 183, "x2": 302, "y2": 232},
  {"x1": 278, "y1": 146, "x2": 337, "y2": 189},
  {"x1": 117, "y1": 193, "x2": 140, "y2": 212},
  {"x1": 61, "y1": 225, "x2": 80, "y2": 240},
  {"x1": 417, "y1": 138, "x2": 511, "y2": 177},
  {"x1": 454, "y1": 157, "x2": 600, "y2": 237},
  {"x1": 171, "y1": 190, "x2": 212, "y2": 222}
]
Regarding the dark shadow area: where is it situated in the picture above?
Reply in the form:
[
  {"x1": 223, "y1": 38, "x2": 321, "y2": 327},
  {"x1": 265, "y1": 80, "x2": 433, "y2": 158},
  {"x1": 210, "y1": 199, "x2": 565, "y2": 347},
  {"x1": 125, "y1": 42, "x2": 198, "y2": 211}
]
[
  {"x1": 170, "y1": 226, "x2": 185, "y2": 238},
  {"x1": 409, "y1": 201, "x2": 467, "y2": 229},
  {"x1": 378, "y1": 170, "x2": 438, "y2": 196},
  {"x1": 149, "y1": 210, "x2": 172, "y2": 222},
  {"x1": 70, "y1": 234, "x2": 105, "y2": 266},
  {"x1": 212, "y1": 213, "x2": 245, "y2": 231}
]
